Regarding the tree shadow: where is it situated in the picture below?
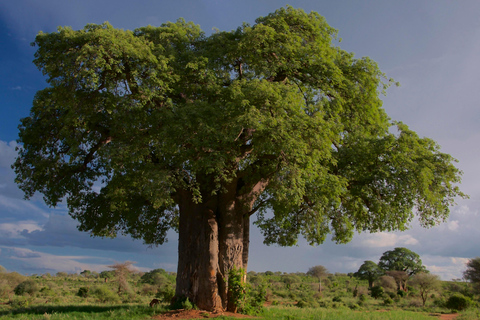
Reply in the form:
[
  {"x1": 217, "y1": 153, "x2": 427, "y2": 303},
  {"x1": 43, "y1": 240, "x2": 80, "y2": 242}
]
[{"x1": 0, "y1": 304, "x2": 153, "y2": 317}]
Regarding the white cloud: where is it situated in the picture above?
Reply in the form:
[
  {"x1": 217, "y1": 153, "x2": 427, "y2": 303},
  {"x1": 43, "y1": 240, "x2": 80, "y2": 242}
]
[
  {"x1": 447, "y1": 220, "x2": 459, "y2": 231},
  {"x1": 0, "y1": 140, "x2": 18, "y2": 168},
  {"x1": 355, "y1": 232, "x2": 418, "y2": 248},
  {"x1": 0, "y1": 220, "x2": 42, "y2": 238},
  {"x1": 2, "y1": 246, "x2": 113, "y2": 274},
  {"x1": 422, "y1": 255, "x2": 471, "y2": 280}
]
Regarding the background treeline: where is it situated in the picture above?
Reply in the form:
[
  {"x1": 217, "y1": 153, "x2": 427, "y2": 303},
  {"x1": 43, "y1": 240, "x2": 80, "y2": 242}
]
[{"x1": 1, "y1": 258, "x2": 479, "y2": 317}]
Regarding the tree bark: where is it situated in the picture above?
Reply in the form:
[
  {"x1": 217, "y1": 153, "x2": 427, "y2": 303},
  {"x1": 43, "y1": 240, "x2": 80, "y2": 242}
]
[
  {"x1": 175, "y1": 187, "x2": 251, "y2": 312},
  {"x1": 175, "y1": 191, "x2": 223, "y2": 311}
]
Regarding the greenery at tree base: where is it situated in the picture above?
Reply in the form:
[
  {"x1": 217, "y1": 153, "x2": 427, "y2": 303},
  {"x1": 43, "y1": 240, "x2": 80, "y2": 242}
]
[{"x1": 13, "y1": 5, "x2": 467, "y2": 310}]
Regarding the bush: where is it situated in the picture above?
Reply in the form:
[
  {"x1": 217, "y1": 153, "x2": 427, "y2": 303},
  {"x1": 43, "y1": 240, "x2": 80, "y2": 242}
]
[
  {"x1": 369, "y1": 286, "x2": 384, "y2": 299},
  {"x1": 445, "y1": 294, "x2": 472, "y2": 311},
  {"x1": 77, "y1": 287, "x2": 89, "y2": 298},
  {"x1": 397, "y1": 289, "x2": 406, "y2": 297},
  {"x1": 14, "y1": 280, "x2": 39, "y2": 296},
  {"x1": 156, "y1": 285, "x2": 175, "y2": 303},
  {"x1": 383, "y1": 296, "x2": 394, "y2": 305},
  {"x1": 349, "y1": 303, "x2": 361, "y2": 310},
  {"x1": 92, "y1": 286, "x2": 120, "y2": 303},
  {"x1": 171, "y1": 296, "x2": 195, "y2": 310},
  {"x1": 39, "y1": 286, "x2": 56, "y2": 297}
]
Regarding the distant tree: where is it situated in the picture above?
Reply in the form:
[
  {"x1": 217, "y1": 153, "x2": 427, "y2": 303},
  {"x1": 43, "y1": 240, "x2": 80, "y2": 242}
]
[
  {"x1": 378, "y1": 247, "x2": 426, "y2": 275},
  {"x1": 378, "y1": 247, "x2": 426, "y2": 291},
  {"x1": 355, "y1": 260, "x2": 384, "y2": 288},
  {"x1": 14, "y1": 6, "x2": 466, "y2": 312},
  {"x1": 108, "y1": 261, "x2": 136, "y2": 293},
  {"x1": 99, "y1": 270, "x2": 115, "y2": 280},
  {"x1": 80, "y1": 270, "x2": 93, "y2": 278},
  {"x1": 411, "y1": 272, "x2": 441, "y2": 306},
  {"x1": 307, "y1": 265, "x2": 329, "y2": 293},
  {"x1": 385, "y1": 270, "x2": 410, "y2": 292},
  {"x1": 141, "y1": 268, "x2": 174, "y2": 286},
  {"x1": 379, "y1": 275, "x2": 397, "y2": 292},
  {"x1": 463, "y1": 257, "x2": 480, "y2": 286},
  {"x1": 56, "y1": 272, "x2": 68, "y2": 278},
  {"x1": 281, "y1": 274, "x2": 300, "y2": 289}
]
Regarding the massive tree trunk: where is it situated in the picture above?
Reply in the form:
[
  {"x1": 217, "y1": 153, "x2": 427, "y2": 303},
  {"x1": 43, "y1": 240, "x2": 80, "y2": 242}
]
[
  {"x1": 174, "y1": 178, "x2": 266, "y2": 312},
  {"x1": 174, "y1": 189, "x2": 249, "y2": 311}
]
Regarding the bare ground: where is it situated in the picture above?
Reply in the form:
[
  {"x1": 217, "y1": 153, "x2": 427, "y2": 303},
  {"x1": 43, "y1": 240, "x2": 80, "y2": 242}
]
[
  {"x1": 152, "y1": 309, "x2": 460, "y2": 320},
  {"x1": 152, "y1": 309, "x2": 255, "y2": 319}
]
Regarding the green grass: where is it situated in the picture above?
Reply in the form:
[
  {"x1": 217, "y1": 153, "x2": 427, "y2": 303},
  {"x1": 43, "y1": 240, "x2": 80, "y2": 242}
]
[
  {"x1": 215, "y1": 306, "x2": 449, "y2": 320},
  {"x1": 0, "y1": 303, "x2": 165, "y2": 319},
  {"x1": 0, "y1": 303, "x2": 466, "y2": 320}
]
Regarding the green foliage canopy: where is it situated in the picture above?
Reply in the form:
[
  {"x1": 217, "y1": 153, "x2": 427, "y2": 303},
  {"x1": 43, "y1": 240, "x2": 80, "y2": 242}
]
[
  {"x1": 378, "y1": 247, "x2": 426, "y2": 276},
  {"x1": 463, "y1": 257, "x2": 480, "y2": 284},
  {"x1": 14, "y1": 6, "x2": 466, "y2": 248},
  {"x1": 355, "y1": 260, "x2": 383, "y2": 288}
]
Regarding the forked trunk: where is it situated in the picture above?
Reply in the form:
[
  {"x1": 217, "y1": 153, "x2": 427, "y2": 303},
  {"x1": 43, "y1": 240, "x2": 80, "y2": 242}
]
[{"x1": 175, "y1": 188, "x2": 251, "y2": 312}]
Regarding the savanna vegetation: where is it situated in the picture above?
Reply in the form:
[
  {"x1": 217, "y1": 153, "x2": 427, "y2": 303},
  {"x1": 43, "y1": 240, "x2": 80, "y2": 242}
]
[{"x1": 1, "y1": 255, "x2": 479, "y2": 319}]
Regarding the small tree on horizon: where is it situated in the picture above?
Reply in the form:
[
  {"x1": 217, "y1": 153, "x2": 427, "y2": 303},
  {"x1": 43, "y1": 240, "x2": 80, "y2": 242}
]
[
  {"x1": 378, "y1": 247, "x2": 426, "y2": 291},
  {"x1": 411, "y1": 272, "x2": 441, "y2": 306},
  {"x1": 108, "y1": 261, "x2": 136, "y2": 294},
  {"x1": 463, "y1": 257, "x2": 480, "y2": 293},
  {"x1": 355, "y1": 260, "x2": 384, "y2": 288},
  {"x1": 307, "y1": 265, "x2": 329, "y2": 294}
]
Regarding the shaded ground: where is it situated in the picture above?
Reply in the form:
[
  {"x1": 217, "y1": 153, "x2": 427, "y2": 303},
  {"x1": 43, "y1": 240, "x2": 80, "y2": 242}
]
[
  {"x1": 152, "y1": 309, "x2": 459, "y2": 320},
  {"x1": 152, "y1": 309, "x2": 254, "y2": 319}
]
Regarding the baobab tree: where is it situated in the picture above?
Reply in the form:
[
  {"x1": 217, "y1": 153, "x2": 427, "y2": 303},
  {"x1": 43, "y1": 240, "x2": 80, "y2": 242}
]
[{"x1": 14, "y1": 6, "x2": 466, "y2": 311}]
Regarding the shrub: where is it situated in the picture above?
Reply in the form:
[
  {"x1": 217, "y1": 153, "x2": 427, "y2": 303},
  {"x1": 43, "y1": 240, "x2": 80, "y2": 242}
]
[
  {"x1": 296, "y1": 299, "x2": 309, "y2": 308},
  {"x1": 0, "y1": 280, "x2": 13, "y2": 299},
  {"x1": 9, "y1": 297, "x2": 31, "y2": 308},
  {"x1": 383, "y1": 296, "x2": 394, "y2": 305},
  {"x1": 156, "y1": 285, "x2": 175, "y2": 303},
  {"x1": 92, "y1": 286, "x2": 120, "y2": 303},
  {"x1": 39, "y1": 286, "x2": 56, "y2": 297},
  {"x1": 433, "y1": 297, "x2": 446, "y2": 308},
  {"x1": 332, "y1": 296, "x2": 342, "y2": 302},
  {"x1": 349, "y1": 303, "x2": 361, "y2": 310},
  {"x1": 369, "y1": 286, "x2": 384, "y2": 299},
  {"x1": 14, "y1": 280, "x2": 39, "y2": 296},
  {"x1": 77, "y1": 287, "x2": 89, "y2": 298},
  {"x1": 397, "y1": 289, "x2": 406, "y2": 298},
  {"x1": 445, "y1": 294, "x2": 472, "y2": 311},
  {"x1": 386, "y1": 291, "x2": 396, "y2": 299},
  {"x1": 171, "y1": 296, "x2": 195, "y2": 310}
]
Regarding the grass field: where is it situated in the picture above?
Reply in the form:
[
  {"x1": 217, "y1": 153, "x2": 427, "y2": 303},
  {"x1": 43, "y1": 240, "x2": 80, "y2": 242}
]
[
  {"x1": 1, "y1": 268, "x2": 478, "y2": 319},
  {"x1": 1, "y1": 303, "x2": 475, "y2": 320}
]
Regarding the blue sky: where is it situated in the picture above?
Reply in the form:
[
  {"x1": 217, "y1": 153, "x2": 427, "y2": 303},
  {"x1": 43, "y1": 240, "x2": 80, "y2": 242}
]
[{"x1": 1, "y1": 0, "x2": 479, "y2": 279}]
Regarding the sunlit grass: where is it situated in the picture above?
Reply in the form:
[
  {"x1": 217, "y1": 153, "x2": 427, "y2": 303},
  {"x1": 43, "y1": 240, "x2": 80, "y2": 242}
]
[
  {"x1": 0, "y1": 303, "x2": 166, "y2": 320},
  {"x1": 214, "y1": 306, "x2": 449, "y2": 320}
]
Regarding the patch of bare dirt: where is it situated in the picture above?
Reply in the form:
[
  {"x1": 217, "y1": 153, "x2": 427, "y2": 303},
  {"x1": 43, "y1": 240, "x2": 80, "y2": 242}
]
[
  {"x1": 431, "y1": 313, "x2": 459, "y2": 320},
  {"x1": 152, "y1": 309, "x2": 255, "y2": 319}
]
